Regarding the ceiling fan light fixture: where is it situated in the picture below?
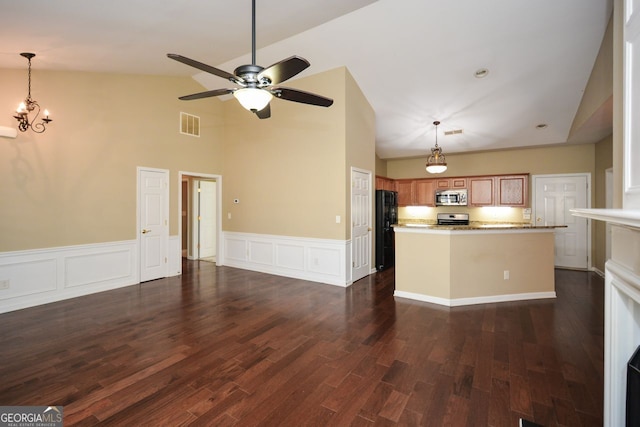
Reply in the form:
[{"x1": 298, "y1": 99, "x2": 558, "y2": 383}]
[
  {"x1": 233, "y1": 88, "x2": 272, "y2": 112},
  {"x1": 425, "y1": 120, "x2": 447, "y2": 174}
]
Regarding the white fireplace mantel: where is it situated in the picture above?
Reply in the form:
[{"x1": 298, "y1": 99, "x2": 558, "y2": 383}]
[
  {"x1": 571, "y1": 208, "x2": 640, "y2": 229},
  {"x1": 572, "y1": 208, "x2": 640, "y2": 427}
]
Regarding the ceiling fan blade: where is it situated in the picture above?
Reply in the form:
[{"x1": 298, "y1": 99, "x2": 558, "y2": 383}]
[
  {"x1": 273, "y1": 87, "x2": 334, "y2": 107},
  {"x1": 178, "y1": 88, "x2": 234, "y2": 101},
  {"x1": 167, "y1": 54, "x2": 242, "y2": 84},
  {"x1": 254, "y1": 103, "x2": 271, "y2": 119},
  {"x1": 258, "y1": 56, "x2": 310, "y2": 85}
]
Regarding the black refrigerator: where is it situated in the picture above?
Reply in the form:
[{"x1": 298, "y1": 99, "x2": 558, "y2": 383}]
[{"x1": 375, "y1": 190, "x2": 398, "y2": 271}]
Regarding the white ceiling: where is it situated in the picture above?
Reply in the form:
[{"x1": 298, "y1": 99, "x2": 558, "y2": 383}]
[{"x1": 0, "y1": 0, "x2": 613, "y2": 159}]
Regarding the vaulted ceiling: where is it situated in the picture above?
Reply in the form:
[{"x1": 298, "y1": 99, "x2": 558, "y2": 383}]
[{"x1": 0, "y1": 0, "x2": 613, "y2": 158}]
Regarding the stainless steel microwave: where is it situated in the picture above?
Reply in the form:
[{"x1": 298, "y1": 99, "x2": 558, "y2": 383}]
[{"x1": 435, "y1": 189, "x2": 468, "y2": 206}]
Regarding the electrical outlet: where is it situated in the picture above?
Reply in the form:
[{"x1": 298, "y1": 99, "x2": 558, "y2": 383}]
[
  {"x1": 503, "y1": 270, "x2": 510, "y2": 280},
  {"x1": 0, "y1": 279, "x2": 9, "y2": 290}
]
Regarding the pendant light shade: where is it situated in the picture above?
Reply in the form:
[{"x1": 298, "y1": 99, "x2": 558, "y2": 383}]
[{"x1": 426, "y1": 120, "x2": 447, "y2": 174}]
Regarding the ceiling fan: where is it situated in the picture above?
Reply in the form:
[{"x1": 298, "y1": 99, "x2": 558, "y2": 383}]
[{"x1": 167, "y1": 0, "x2": 334, "y2": 119}]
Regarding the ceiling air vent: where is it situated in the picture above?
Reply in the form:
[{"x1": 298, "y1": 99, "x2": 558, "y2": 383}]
[
  {"x1": 180, "y1": 112, "x2": 200, "y2": 137},
  {"x1": 444, "y1": 129, "x2": 463, "y2": 136}
]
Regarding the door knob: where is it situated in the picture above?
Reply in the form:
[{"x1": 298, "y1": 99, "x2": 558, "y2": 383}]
[
  {"x1": 536, "y1": 217, "x2": 542, "y2": 222},
  {"x1": 141, "y1": 229, "x2": 151, "y2": 234}
]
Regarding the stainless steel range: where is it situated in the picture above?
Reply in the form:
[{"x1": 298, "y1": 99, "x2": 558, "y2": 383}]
[{"x1": 437, "y1": 213, "x2": 470, "y2": 226}]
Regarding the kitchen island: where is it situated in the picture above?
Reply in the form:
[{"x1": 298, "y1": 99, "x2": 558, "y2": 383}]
[{"x1": 393, "y1": 223, "x2": 560, "y2": 306}]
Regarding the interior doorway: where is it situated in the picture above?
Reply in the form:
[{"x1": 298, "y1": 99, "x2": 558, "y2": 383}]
[
  {"x1": 351, "y1": 168, "x2": 373, "y2": 283},
  {"x1": 178, "y1": 172, "x2": 222, "y2": 272},
  {"x1": 531, "y1": 173, "x2": 591, "y2": 269}
]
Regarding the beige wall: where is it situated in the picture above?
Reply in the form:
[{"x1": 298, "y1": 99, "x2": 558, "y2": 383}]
[
  {"x1": 594, "y1": 135, "x2": 614, "y2": 271},
  {"x1": 375, "y1": 154, "x2": 387, "y2": 177},
  {"x1": 221, "y1": 67, "x2": 344, "y2": 240},
  {"x1": 569, "y1": 14, "x2": 613, "y2": 141},
  {"x1": 386, "y1": 144, "x2": 596, "y2": 182},
  {"x1": 1, "y1": 65, "x2": 376, "y2": 254},
  {"x1": 345, "y1": 69, "x2": 376, "y2": 238},
  {"x1": 395, "y1": 230, "x2": 555, "y2": 301},
  {"x1": 0, "y1": 68, "x2": 224, "y2": 252}
]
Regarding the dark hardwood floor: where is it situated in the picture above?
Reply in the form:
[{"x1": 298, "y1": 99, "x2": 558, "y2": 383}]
[{"x1": 0, "y1": 261, "x2": 604, "y2": 426}]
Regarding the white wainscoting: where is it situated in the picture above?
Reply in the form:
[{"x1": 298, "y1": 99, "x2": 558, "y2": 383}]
[
  {"x1": 0, "y1": 240, "x2": 138, "y2": 314},
  {"x1": 222, "y1": 232, "x2": 352, "y2": 287}
]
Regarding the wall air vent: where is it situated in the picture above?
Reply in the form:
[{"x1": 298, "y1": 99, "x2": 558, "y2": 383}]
[
  {"x1": 444, "y1": 129, "x2": 463, "y2": 136},
  {"x1": 180, "y1": 112, "x2": 200, "y2": 137}
]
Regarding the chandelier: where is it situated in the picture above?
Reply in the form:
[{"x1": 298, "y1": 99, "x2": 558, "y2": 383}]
[
  {"x1": 425, "y1": 120, "x2": 447, "y2": 174},
  {"x1": 13, "y1": 53, "x2": 52, "y2": 134}
]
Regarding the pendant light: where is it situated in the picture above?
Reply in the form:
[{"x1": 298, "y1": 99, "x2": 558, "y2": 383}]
[
  {"x1": 426, "y1": 120, "x2": 447, "y2": 174},
  {"x1": 13, "y1": 53, "x2": 52, "y2": 133}
]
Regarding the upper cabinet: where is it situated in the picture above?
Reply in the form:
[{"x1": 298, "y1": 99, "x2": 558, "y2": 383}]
[
  {"x1": 375, "y1": 176, "x2": 395, "y2": 191},
  {"x1": 395, "y1": 180, "x2": 414, "y2": 206},
  {"x1": 435, "y1": 177, "x2": 467, "y2": 190},
  {"x1": 469, "y1": 176, "x2": 495, "y2": 206},
  {"x1": 468, "y1": 174, "x2": 529, "y2": 207},
  {"x1": 414, "y1": 179, "x2": 436, "y2": 206},
  {"x1": 396, "y1": 179, "x2": 435, "y2": 206},
  {"x1": 380, "y1": 173, "x2": 529, "y2": 207},
  {"x1": 496, "y1": 175, "x2": 528, "y2": 207}
]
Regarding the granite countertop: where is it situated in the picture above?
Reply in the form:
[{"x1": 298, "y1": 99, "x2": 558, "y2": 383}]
[{"x1": 393, "y1": 222, "x2": 565, "y2": 231}]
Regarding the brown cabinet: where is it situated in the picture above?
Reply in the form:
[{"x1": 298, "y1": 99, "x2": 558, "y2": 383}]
[
  {"x1": 396, "y1": 179, "x2": 435, "y2": 206},
  {"x1": 435, "y1": 177, "x2": 467, "y2": 189},
  {"x1": 496, "y1": 175, "x2": 528, "y2": 207},
  {"x1": 375, "y1": 176, "x2": 395, "y2": 191},
  {"x1": 395, "y1": 180, "x2": 414, "y2": 206},
  {"x1": 468, "y1": 176, "x2": 495, "y2": 206},
  {"x1": 468, "y1": 174, "x2": 529, "y2": 207},
  {"x1": 414, "y1": 179, "x2": 436, "y2": 206},
  {"x1": 377, "y1": 174, "x2": 528, "y2": 207}
]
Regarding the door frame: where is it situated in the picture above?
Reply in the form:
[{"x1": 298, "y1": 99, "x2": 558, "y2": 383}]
[
  {"x1": 137, "y1": 166, "x2": 170, "y2": 282},
  {"x1": 178, "y1": 171, "x2": 223, "y2": 274},
  {"x1": 351, "y1": 167, "x2": 373, "y2": 282},
  {"x1": 531, "y1": 172, "x2": 592, "y2": 269}
]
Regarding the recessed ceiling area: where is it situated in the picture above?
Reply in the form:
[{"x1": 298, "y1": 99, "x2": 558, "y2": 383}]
[{"x1": 0, "y1": 0, "x2": 613, "y2": 159}]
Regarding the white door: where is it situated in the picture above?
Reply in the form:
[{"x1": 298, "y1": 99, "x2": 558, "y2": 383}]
[
  {"x1": 139, "y1": 168, "x2": 168, "y2": 282},
  {"x1": 199, "y1": 180, "x2": 216, "y2": 259},
  {"x1": 351, "y1": 169, "x2": 372, "y2": 282},
  {"x1": 533, "y1": 174, "x2": 589, "y2": 269}
]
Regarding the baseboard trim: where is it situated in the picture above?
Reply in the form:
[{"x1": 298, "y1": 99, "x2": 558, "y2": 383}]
[{"x1": 393, "y1": 290, "x2": 557, "y2": 307}]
